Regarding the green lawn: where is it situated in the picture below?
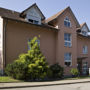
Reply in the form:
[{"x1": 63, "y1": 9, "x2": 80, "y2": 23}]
[
  {"x1": 64, "y1": 76, "x2": 90, "y2": 80},
  {"x1": 0, "y1": 76, "x2": 23, "y2": 82},
  {"x1": 0, "y1": 76, "x2": 90, "y2": 83}
]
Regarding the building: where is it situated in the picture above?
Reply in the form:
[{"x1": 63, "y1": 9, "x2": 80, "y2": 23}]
[{"x1": 0, "y1": 3, "x2": 90, "y2": 75}]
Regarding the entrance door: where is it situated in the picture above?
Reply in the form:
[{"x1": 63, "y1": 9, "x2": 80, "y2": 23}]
[{"x1": 82, "y1": 62, "x2": 88, "y2": 75}]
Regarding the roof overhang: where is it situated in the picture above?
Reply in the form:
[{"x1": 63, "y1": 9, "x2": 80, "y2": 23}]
[
  {"x1": 2, "y1": 16, "x2": 58, "y2": 31},
  {"x1": 77, "y1": 57, "x2": 88, "y2": 60},
  {"x1": 46, "y1": 7, "x2": 80, "y2": 28},
  {"x1": 20, "y1": 3, "x2": 45, "y2": 21}
]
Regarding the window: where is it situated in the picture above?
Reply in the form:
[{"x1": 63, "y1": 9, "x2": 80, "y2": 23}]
[
  {"x1": 28, "y1": 19, "x2": 33, "y2": 23},
  {"x1": 64, "y1": 53, "x2": 72, "y2": 66},
  {"x1": 82, "y1": 62, "x2": 88, "y2": 75},
  {"x1": 82, "y1": 31, "x2": 87, "y2": 36},
  {"x1": 64, "y1": 17, "x2": 71, "y2": 27},
  {"x1": 28, "y1": 39, "x2": 31, "y2": 50},
  {"x1": 64, "y1": 33, "x2": 71, "y2": 47},
  {"x1": 28, "y1": 39, "x2": 40, "y2": 50},
  {"x1": 33, "y1": 20, "x2": 39, "y2": 24},
  {"x1": 28, "y1": 19, "x2": 39, "y2": 24},
  {"x1": 83, "y1": 46, "x2": 88, "y2": 54},
  {"x1": 36, "y1": 39, "x2": 40, "y2": 46}
]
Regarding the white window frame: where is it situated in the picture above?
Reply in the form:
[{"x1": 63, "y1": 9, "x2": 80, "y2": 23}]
[
  {"x1": 83, "y1": 46, "x2": 88, "y2": 54},
  {"x1": 64, "y1": 16, "x2": 71, "y2": 27},
  {"x1": 64, "y1": 53, "x2": 72, "y2": 66},
  {"x1": 64, "y1": 33, "x2": 72, "y2": 47}
]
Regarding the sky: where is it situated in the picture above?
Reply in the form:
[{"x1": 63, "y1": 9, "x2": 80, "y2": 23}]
[{"x1": 0, "y1": 0, "x2": 90, "y2": 28}]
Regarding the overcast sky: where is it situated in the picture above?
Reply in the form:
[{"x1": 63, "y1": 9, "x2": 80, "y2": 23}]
[{"x1": 0, "y1": 0, "x2": 90, "y2": 29}]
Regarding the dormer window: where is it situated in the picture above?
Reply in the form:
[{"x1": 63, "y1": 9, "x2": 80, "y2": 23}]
[
  {"x1": 80, "y1": 23, "x2": 89, "y2": 36},
  {"x1": 20, "y1": 3, "x2": 45, "y2": 25},
  {"x1": 82, "y1": 31, "x2": 87, "y2": 36},
  {"x1": 28, "y1": 19, "x2": 33, "y2": 23},
  {"x1": 28, "y1": 19, "x2": 39, "y2": 24},
  {"x1": 34, "y1": 20, "x2": 39, "y2": 24},
  {"x1": 64, "y1": 17, "x2": 71, "y2": 27}
]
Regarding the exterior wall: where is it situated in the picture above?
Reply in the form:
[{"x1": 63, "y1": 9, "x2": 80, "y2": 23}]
[
  {"x1": 0, "y1": 17, "x2": 3, "y2": 73},
  {"x1": 77, "y1": 35, "x2": 90, "y2": 68},
  {"x1": 2, "y1": 8, "x2": 89, "y2": 76},
  {"x1": 5, "y1": 20, "x2": 57, "y2": 67},
  {"x1": 56, "y1": 10, "x2": 77, "y2": 75}
]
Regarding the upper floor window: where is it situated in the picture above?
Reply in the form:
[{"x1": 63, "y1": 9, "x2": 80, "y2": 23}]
[
  {"x1": 28, "y1": 19, "x2": 39, "y2": 24},
  {"x1": 64, "y1": 33, "x2": 72, "y2": 47},
  {"x1": 64, "y1": 17, "x2": 71, "y2": 27},
  {"x1": 83, "y1": 46, "x2": 88, "y2": 54},
  {"x1": 81, "y1": 31, "x2": 87, "y2": 36},
  {"x1": 64, "y1": 53, "x2": 72, "y2": 66}
]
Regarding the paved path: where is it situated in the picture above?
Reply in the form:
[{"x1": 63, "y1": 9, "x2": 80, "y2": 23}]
[
  {"x1": 0, "y1": 78, "x2": 90, "y2": 89},
  {"x1": 2, "y1": 82, "x2": 90, "y2": 90}
]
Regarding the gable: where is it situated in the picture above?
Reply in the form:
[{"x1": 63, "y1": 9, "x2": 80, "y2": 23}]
[
  {"x1": 80, "y1": 23, "x2": 90, "y2": 36},
  {"x1": 26, "y1": 7, "x2": 41, "y2": 19},
  {"x1": 46, "y1": 7, "x2": 80, "y2": 28},
  {"x1": 81, "y1": 25, "x2": 88, "y2": 32},
  {"x1": 20, "y1": 3, "x2": 45, "y2": 24},
  {"x1": 81, "y1": 23, "x2": 89, "y2": 32},
  {"x1": 26, "y1": 7, "x2": 42, "y2": 24}
]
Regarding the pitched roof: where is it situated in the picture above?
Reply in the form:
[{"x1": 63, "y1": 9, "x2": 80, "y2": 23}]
[
  {"x1": 80, "y1": 22, "x2": 90, "y2": 32},
  {"x1": 20, "y1": 3, "x2": 45, "y2": 20},
  {"x1": 0, "y1": 7, "x2": 58, "y2": 31},
  {"x1": 80, "y1": 22, "x2": 86, "y2": 27},
  {"x1": 45, "y1": 7, "x2": 80, "y2": 28},
  {"x1": 0, "y1": 7, "x2": 25, "y2": 21},
  {"x1": 45, "y1": 7, "x2": 69, "y2": 23}
]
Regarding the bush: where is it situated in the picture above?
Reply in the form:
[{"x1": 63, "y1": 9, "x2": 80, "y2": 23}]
[
  {"x1": 5, "y1": 37, "x2": 49, "y2": 80},
  {"x1": 49, "y1": 63, "x2": 64, "y2": 79},
  {"x1": 5, "y1": 37, "x2": 64, "y2": 80},
  {"x1": 5, "y1": 60, "x2": 28, "y2": 80},
  {"x1": 70, "y1": 68, "x2": 79, "y2": 77}
]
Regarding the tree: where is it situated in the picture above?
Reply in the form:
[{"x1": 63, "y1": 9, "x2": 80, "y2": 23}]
[
  {"x1": 27, "y1": 37, "x2": 49, "y2": 80},
  {"x1": 5, "y1": 37, "x2": 49, "y2": 80}
]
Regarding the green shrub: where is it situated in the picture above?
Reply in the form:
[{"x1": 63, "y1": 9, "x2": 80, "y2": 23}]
[
  {"x1": 5, "y1": 37, "x2": 64, "y2": 80},
  {"x1": 47, "y1": 68, "x2": 53, "y2": 78},
  {"x1": 5, "y1": 60, "x2": 28, "y2": 80},
  {"x1": 49, "y1": 63, "x2": 64, "y2": 78},
  {"x1": 5, "y1": 37, "x2": 49, "y2": 80},
  {"x1": 70, "y1": 68, "x2": 79, "y2": 77}
]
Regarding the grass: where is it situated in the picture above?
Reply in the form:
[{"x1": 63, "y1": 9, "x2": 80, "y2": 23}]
[
  {"x1": 0, "y1": 76, "x2": 90, "y2": 83},
  {"x1": 0, "y1": 76, "x2": 23, "y2": 83},
  {"x1": 64, "y1": 76, "x2": 90, "y2": 80}
]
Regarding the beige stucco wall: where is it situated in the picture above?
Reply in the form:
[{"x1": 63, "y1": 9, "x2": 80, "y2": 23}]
[
  {"x1": 55, "y1": 10, "x2": 77, "y2": 75},
  {"x1": 4, "y1": 9, "x2": 78, "y2": 76},
  {"x1": 5, "y1": 20, "x2": 57, "y2": 67}
]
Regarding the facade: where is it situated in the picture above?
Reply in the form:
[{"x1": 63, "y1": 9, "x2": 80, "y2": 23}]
[{"x1": 0, "y1": 3, "x2": 90, "y2": 75}]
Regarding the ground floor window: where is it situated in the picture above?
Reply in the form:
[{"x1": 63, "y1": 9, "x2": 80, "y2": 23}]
[
  {"x1": 82, "y1": 62, "x2": 88, "y2": 75},
  {"x1": 64, "y1": 53, "x2": 72, "y2": 66}
]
